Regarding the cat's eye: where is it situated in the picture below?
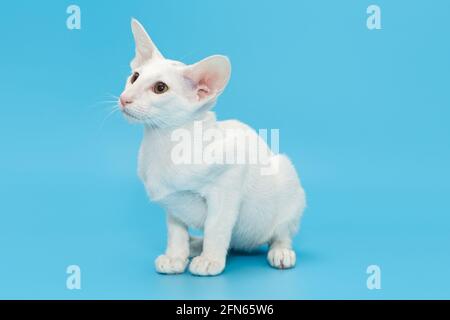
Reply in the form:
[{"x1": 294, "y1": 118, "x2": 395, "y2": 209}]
[
  {"x1": 153, "y1": 81, "x2": 169, "y2": 94},
  {"x1": 130, "y1": 72, "x2": 139, "y2": 84}
]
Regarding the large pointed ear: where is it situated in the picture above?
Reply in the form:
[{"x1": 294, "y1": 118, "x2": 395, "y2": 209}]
[
  {"x1": 130, "y1": 18, "x2": 163, "y2": 69},
  {"x1": 184, "y1": 55, "x2": 231, "y2": 101}
]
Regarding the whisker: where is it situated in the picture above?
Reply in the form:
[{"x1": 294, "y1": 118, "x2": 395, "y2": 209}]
[
  {"x1": 98, "y1": 105, "x2": 121, "y2": 130},
  {"x1": 87, "y1": 100, "x2": 120, "y2": 110},
  {"x1": 105, "y1": 92, "x2": 120, "y2": 100},
  {"x1": 88, "y1": 91, "x2": 120, "y2": 110}
]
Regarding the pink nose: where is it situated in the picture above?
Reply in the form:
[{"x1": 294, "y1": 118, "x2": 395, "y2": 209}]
[{"x1": 119, "y1": 95, "x2": 133, "y2": 108}]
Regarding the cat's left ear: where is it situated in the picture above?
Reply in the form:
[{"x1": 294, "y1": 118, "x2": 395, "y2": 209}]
[
  {"x1": 184, "y1": 55, "x2": 231, "y2": 102},
  {"x1": 130, "y1": 18, "x2": 163, "y2": 69}
]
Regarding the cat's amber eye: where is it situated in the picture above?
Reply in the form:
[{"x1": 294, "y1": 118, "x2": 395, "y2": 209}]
[
  {"x1": 130, "y1": 72, "x2": 139, "y2": 84},
  {"x1": 153, "y1": 81, "x2": 169, "y2": 94}
]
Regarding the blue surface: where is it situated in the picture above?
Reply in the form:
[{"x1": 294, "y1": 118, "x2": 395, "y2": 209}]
[{"x1": 1, "y1": 0, "x2": 449, "y2": 299}]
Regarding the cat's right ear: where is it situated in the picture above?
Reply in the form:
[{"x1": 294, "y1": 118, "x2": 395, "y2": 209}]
[
  {"x1": 184, "y1": 55, "x2": 231, "y2": 102},
  {"x1": 130, "y1": 18, "x2": 163, "y2": 69}
]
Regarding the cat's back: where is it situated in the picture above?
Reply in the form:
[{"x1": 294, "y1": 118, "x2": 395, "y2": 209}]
[
  {"x1": 217, "y1": 118, "x2": 253, "y2": 132},
  {"x1": 217, "y1": 118, "x2": 274, "y2": 159}
]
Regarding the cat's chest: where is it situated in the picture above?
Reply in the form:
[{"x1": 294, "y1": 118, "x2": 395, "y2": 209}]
[
  {"x1": 138, "y1": 143, "x2": 172, "y2": 201},
  {"x1": 136, "y1": 119, "x2": 225, "y2": 202},
  {"x1": 137, "y1": 140, "x2": 201, "y2": 201}
]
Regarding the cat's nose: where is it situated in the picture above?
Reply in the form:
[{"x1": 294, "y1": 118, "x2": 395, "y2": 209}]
[{"x1": 119, "y1": 95, "x2": 133, "y2": 108}]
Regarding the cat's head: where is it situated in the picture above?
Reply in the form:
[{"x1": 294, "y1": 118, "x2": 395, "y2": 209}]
[{"x1": 119, "y1": 19, "x2": 231, "y2": 127}]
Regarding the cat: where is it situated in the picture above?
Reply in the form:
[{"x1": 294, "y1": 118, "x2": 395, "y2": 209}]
[{"x1": 118, "y1": 19, "x2": 306, "y2": 276}]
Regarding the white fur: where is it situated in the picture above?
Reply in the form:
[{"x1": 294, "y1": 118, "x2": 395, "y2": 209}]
[{"x1": 120, "y1": 19, "x2": 306, "y2": 276}]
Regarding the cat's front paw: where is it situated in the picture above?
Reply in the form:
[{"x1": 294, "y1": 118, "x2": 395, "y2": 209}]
[
  {"x1": 155, "y1": 254, "x2": 188, "y2": 274},
  {"x1": 189, "y1": 255, "x2": 225, "y2": 276},
  {"x1": 267, "y1": 248, "x2": 296, "y2": 269}
]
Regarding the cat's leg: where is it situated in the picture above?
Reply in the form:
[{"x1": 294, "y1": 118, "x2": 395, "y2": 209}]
[
  {"x1": 155, "y1": 215, "x2": 190, "y2": 274},
  {"x1": 266, "y1": 155, "x2": 305, "y2": 269},
  {"x1": 189, "y1": 236, "x2": 203, "y2": 258},
  {"x1": 155, "y1": 192, "x2": 208, "y2": 274},
  {"x1": 267, "y1": 221, "x2": 297, "y2": 269},
  {"x1": 189, "y1": 187, "x2": 240, "y2": 276}
]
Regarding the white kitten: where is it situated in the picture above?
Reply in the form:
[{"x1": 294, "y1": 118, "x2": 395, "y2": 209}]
[{"x1": 119, "y1": 19, "x2": 306, "y2": 276}]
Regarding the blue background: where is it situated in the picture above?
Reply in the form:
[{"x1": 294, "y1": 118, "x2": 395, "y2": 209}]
[{"x1": 1, "y1": 0, "x2": 449, "y2": 299}]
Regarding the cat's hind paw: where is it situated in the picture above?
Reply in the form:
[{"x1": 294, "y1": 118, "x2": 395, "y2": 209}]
[
  {"x1": 155, "y1": 255, "x2": 188, "y2": 274},
  {"x1": 267, "y1": 248, "x2": 296, "y2": 269},
  {"x1": 189, "y1": 255, "x2": 225, "y2": 276}
]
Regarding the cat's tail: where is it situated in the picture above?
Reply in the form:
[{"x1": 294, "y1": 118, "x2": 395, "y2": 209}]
[{"x1": 189, "y1": 236, "x2": 203, "y2": 258}]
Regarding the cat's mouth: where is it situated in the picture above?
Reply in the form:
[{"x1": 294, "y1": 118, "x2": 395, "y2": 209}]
[{"x1": 122, "y1": 109, "x2": 143, "y2": 121}]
